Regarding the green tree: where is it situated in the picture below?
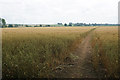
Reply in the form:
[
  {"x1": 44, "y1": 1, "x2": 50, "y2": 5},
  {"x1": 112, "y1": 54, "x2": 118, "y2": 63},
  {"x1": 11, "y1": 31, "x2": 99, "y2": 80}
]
[
  {"x1": 1, "y1": 18, "x2": 7, "y2": 28},
  {"x1": 25, "y1": 25, "x2": 29, "y2": 27},
  {"x1": 8, "y1": 24, "x2": 13, "y2": 27},
  {"x1": 0, "y1": 18, "x2": 2, "y2": 28},
  {"x1": 64, "y1": 23, "x2": 67, "y2": 26},
  {"x1": 14, "y1": 24, "x2": 19, "y2": 27},
  {"x1": 68, "y1": 22, "x2": 72, "y2": 26},
  {"x1": 40, "y1": 25, "x2": 42, "y2": 27}
]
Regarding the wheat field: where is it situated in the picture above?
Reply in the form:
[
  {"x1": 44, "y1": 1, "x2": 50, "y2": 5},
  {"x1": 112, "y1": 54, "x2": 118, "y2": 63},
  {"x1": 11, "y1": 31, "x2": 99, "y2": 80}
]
[
  {"x1": 2, "y1": 27, "x2": 95, "y2": 78},
  {"x1": 91, "y1": 27, "x2": 119, "y2": 78},
  {"x1": 2, "y1": 27, "x2": 119, "y2": 78}
]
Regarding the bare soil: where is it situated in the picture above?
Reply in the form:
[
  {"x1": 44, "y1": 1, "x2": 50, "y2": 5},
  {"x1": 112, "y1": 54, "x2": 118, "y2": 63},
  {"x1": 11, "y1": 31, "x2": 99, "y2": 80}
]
[{"x1": 53, "y1": 32, "x2": 98, "y2": 78}]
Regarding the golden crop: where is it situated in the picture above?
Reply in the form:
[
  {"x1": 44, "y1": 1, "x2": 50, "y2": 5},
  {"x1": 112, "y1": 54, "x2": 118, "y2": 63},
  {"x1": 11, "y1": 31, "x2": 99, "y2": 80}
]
[
  {"x1": 2, "y1": 27, "x2": 95, "y2": 78},
  {"x1": 2, "y1": 27, "x2": 118, "y2": 78},
  {"x1": 91, "y1": 27, "x2": 118, "y2": 78}
]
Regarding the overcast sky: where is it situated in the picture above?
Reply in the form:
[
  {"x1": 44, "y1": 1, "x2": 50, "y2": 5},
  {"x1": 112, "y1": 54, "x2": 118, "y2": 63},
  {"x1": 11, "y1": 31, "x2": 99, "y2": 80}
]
[{"x1": 0, "y1": 0, "x2": 119, "y2": 24}]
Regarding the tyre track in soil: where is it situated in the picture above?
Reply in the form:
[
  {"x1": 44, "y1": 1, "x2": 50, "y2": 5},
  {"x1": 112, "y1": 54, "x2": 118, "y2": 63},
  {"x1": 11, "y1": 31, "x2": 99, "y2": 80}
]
[{"x1": 54, "y1": 29, "x2": 98, "y2": 78}]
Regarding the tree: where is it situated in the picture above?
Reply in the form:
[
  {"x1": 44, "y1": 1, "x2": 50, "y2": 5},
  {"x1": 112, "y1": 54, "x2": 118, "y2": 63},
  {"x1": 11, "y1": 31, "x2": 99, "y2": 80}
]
[
  {"x1": 46, "y1": 25, "x2": 50, "y2": 27},
  {"x1": 58, "y1": 23, "x2": 63, "y2": 25},
  {"x1": 64, "y1": 23, "x2": 67, "y2": 26},
  {"x1": 34, "y1": 25, "x2": 38, "y2": 27},
  {"x1": 40, "y1": 25, "x2": 42, "y2": 27},
  {"x1": 25, "y1": 25, "x2": 29, "y2": 27},
  {"x1": 8, "y1": 24, "x2": 13, "y2": 27},
  {"x1": 14, "y1": 24, "x2": 19, "y2": 27},
  {"x1": 0, "y1": 18, "x2": 2, "y2": 28},
  {"x1": 1, "y1": 18, "x2": 7, "y2": 28},
  {"x1": 68, "y1": 22, "x2": 72, "y2": 26}
]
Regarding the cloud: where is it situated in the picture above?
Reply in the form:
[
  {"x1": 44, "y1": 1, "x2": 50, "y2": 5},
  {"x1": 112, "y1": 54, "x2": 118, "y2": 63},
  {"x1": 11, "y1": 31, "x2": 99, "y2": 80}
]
[{"x1": 0, "y1": 0, "x2": 119, "y2": 24}]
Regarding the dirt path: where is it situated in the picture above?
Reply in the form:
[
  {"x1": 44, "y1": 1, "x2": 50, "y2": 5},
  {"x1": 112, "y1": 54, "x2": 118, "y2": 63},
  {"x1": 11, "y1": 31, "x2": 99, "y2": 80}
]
[{"x1": 54, "y1": 31, "x2": 98, "y2": 78}]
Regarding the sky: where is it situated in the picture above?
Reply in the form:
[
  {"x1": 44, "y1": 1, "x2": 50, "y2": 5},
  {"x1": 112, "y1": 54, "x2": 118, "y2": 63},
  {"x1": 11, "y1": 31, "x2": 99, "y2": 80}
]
[{"x1": 0, "y1": 0, "x2": 119, "y2": 24}]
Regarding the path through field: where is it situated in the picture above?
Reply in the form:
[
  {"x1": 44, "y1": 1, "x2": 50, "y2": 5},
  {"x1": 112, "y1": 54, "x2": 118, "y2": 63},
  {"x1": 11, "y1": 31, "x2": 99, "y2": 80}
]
[{"x1": 54, "y1": 30, "x2": 98, "y2": 78}]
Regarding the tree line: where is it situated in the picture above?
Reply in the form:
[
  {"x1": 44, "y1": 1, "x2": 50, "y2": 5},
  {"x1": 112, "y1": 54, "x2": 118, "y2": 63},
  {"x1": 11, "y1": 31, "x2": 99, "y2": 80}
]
[
  {"x1": 57, "y1": 23, "x2": 118, "y2": 26},
  {"x1": 0, "y1": 18, "x2": 118, "y2": 28}
]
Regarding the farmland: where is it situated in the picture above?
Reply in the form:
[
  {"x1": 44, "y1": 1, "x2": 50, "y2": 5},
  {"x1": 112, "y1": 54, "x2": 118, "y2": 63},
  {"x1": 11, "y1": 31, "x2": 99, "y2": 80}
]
[
  {"x1": 91, "y1": 27, "x2": 119, "y2": 78},
  {"x1": 2, "y1": 27, "x2": 95, "y2": 78},
  {"x1": 2, "y1": 26, "x2": 119, "y2": 78}
]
